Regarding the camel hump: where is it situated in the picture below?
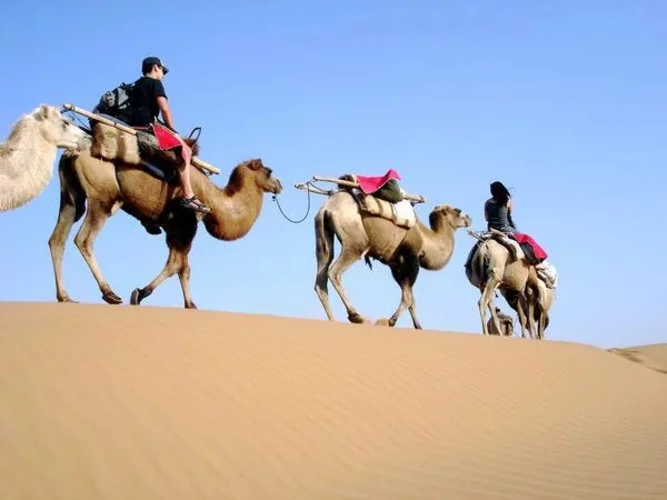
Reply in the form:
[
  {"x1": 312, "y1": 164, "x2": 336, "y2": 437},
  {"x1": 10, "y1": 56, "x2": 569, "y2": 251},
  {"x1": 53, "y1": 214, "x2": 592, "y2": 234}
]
[{"x1": 356, "y1": 192, "x2": 416, "y2": 230}]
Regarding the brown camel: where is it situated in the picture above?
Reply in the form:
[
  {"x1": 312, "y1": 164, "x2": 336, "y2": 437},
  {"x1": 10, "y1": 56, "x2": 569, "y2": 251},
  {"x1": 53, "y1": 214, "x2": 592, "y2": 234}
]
[
  {"x1": 464, "y1": 235, "x2": 548, "y2": 339},
  {"x1": 487, "y1": 306, "x2": 515, "y2": 336},
  {"x1": 49, "y1": 149, "x2": 282, "y2": 308},
  {"x1": 313, "y1": 189, "x2": 472, "y2": 329}
]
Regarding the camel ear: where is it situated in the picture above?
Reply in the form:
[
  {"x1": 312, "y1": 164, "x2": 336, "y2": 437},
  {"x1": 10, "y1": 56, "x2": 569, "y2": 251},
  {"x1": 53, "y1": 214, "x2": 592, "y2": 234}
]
[
  {"x1": 249, "y1": 159, "x2": 263, "y2": 171},
  {"x1": 38, "y1": 104, "x2": 50, "y2": 120}
]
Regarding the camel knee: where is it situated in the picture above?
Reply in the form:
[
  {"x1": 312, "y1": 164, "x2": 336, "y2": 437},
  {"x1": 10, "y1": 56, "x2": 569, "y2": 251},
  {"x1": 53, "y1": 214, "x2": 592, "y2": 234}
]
[
  {"x1": 327, "y1": 269, "x2": 339, "y2": 285},
  {"x1": 74, "y1": 234, "x2": 91, "y2": 254},
  {"x1": 178, "y1": 261, "x2": 190, "y2": 278},
  {"x1": 314, "y1": 273, "x2": 328, "y2": 293},
  {"x1": 48, "y1": 235, "x2": 64, "y2": 251}
]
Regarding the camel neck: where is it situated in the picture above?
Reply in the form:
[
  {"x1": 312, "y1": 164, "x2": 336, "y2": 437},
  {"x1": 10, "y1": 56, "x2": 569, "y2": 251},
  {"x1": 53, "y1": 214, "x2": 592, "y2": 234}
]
[
  {"x1": 417, "y1": 220, "x2": 456, "y2": 271},
  {"x1": 198, "y1": 175, "x2": 264, "y2": 242}
]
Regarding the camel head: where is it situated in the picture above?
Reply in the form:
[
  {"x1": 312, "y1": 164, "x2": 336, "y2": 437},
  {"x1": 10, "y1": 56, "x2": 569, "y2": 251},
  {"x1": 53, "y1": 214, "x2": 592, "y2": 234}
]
[
  {"x1": 429, "y1": 204, "x2": 473, "y2": 231},
  {"x1": 30, "y1": 104, "x2": 88, "y2": 150},
  {"x1": 238, "y1": 158, "x2": 283, "y2": 195},
  {"x1": 488, "y1": 307, "x2": 515, "y2": 336}
]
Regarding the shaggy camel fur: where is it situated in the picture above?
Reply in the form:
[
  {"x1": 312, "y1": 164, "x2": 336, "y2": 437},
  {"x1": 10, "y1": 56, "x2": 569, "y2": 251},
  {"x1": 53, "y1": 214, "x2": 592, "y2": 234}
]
[
  {"x1": 0, "y1": 104, "x2": 88, "y2": 212},
  {"x1": 314, "y1": 190, "x2": 472, "y2": 329},
  {"x1": 465, "y1": 237, "x2": 548, "y2": 338},
  {"x1": 487, "y1": 306, "x2": 515, "y2": 336},
  {"x1": 48, "y1": 150, "x2": 282, "y2": 308}
]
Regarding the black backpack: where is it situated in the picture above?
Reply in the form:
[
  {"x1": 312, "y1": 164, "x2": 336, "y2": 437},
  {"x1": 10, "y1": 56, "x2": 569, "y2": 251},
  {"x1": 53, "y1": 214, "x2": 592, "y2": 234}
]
[{"x1": 92, "y1": 82, "x2": 134, "y2": 121}]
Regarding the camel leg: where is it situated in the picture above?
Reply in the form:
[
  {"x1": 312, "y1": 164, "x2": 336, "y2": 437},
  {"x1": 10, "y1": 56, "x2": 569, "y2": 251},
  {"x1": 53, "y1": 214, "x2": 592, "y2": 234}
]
[
  {"x1": 328, "y1": 248, "x2": 369, "y2": 324},
  {"x1": 313, "y1": 213, "x2": 336, "y2": 321},
  {"x1": 536, "y1": 303, "x2": 547, "y2": 340},
  {"x1": 73, "y1": 201, "x2": 122, "y2": 305},
  {"x1": 407, "y1": 299, "x2": 421, "y2": 329},
  {"x1": 516, "y1": 300, "x2": 529, "y2": 338},
  {"x1": 131, "y1": 220, "x2": 197, "y2": 308},
  {"x1": 48, "y1": 189, "x2": 81, "y2": 303},
  {"x1": 130, "y1": 246, "x2": 183, "y2": 306},
  {"x1": 377, "y1": 255, "x2": 421, "y2": 329},
  {"x1": 478, "y1": 277, "x2": 500, "y2": 335},
  {"x1": 526, "y1": 296, "x2": 537, "y2": 339},
  {"x1": 178, "y1": 255, "x2": 197, "y2": 309}
]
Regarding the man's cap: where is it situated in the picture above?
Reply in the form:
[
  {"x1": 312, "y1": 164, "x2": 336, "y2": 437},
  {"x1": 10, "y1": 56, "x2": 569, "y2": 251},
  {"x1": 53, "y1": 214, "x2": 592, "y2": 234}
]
[{"x1": 142, "y1": 56, "x2": 169, "y2": 75}]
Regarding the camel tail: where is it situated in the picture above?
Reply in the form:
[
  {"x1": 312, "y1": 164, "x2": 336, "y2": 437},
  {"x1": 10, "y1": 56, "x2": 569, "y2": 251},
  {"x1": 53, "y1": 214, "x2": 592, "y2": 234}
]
[
  {"x1": 0, "y1": 148, "x2": 60, "y2": 213},
  {"x1": 478, "y1": 248, "x2": 490, "y2": 286},
  {"x1": 314, "y1": 207, "x2": 335, "y2": 269}
]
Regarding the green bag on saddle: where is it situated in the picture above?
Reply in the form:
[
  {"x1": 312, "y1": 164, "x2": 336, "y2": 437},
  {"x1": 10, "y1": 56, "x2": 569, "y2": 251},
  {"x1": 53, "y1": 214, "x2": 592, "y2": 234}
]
[{"x1": 373, "y1": 178, "x2": 404, "y2": 203}]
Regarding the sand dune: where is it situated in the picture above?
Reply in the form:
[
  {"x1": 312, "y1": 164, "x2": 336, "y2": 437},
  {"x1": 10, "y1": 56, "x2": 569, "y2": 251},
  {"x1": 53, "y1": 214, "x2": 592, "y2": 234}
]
[
  {"x1": 609, "y1": 344, "x2": 667, "y2": 375},
  {"x1": 0, "y1": 302, "x2": 665, "y2": 500}
]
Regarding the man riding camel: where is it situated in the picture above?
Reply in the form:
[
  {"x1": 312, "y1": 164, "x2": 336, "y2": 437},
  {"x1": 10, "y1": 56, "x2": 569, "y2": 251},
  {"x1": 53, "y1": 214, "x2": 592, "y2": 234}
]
[{"x1": 126, "y1": 56, "x2": 210, "y2": 215}]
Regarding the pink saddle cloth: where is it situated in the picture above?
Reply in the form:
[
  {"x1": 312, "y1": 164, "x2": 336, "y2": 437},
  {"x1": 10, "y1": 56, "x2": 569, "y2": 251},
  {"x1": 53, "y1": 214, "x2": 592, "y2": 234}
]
[{"x1": 355, "y1": 169, "x2": 402, "y2": 194}]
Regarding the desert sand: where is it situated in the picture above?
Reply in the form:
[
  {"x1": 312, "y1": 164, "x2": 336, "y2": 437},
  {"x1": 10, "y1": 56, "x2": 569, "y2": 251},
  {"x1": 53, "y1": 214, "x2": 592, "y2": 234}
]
[{"x1": 0, "y1": 301, "x2": 665, "y2": 500}]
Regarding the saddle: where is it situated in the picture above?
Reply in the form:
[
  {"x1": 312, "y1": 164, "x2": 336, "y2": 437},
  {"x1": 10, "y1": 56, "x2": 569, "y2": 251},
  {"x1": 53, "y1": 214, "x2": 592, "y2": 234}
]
[
  {"x1": 89, "y1": 119, "x2": 202, "y2": 181},
  {"x1": 472, "y1": 229, "x2": 525, "y2": 260},
  {"x1": 337, "y1": 173, "x2": 417, "y2": 230},
  {"x1": 356, "y1": 193, "x2": 416, "y2": 229}
]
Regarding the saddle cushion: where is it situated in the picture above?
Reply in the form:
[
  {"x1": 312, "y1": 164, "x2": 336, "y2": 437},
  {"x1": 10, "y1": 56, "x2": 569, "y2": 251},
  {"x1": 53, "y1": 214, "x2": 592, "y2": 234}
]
[
  {"x1": 357, "y1": 193, "x2": 416, "y2": 229},
  {"x1": 477, "y1": 231, "x2": 526, "y2": 260},
  {"x1": 90, "y1": 121, "x2": 142, "y2": 165},
  {"x1": 535, "y1": 261, "x2": 559, "y2": 289},
  {"x1": 89, "y1": 122, "x2": 199, "y2": 171}
]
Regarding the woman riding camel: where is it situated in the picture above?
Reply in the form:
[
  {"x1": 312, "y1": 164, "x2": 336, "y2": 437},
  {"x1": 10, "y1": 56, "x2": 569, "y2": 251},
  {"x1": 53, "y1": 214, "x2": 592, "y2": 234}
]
[{"x1": 484, "y1": 181, "x2": 517, "y2": 233}]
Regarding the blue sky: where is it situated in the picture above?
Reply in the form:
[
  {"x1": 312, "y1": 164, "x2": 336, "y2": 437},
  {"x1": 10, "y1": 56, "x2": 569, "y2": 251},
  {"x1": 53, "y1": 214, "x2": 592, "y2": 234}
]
[{"x1": 1, "y1": 0, "x2": 665, "y2": 348}]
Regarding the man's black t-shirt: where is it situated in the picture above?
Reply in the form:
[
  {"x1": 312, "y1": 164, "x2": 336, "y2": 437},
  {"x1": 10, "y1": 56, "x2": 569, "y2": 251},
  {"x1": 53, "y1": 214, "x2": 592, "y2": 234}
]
[{"x1": 128, "y1": 76, "x2": 167, "y2": 127}]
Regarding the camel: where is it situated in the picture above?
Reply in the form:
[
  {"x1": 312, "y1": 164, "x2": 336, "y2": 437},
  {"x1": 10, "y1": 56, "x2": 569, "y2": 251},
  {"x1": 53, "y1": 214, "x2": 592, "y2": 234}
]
[
  {"x1": 313, "y1": 188, "x2": 472, "y2": 329},
  {"x1": 0, "y1": 104, "x2": 88, "y2": 212},
  {"x1": 487, "y1": 306, "x2": 515, "y2": 336},
  {"x1": 44, "y1": 148, "x2": 283, "y2": 308},
  {"x1": 464, "y1": 235, "x2": 550, "y2": 339}
]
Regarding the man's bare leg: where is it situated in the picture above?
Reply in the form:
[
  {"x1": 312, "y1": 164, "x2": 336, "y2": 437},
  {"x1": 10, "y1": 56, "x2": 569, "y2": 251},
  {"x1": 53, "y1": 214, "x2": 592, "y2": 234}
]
[{"x1": 176, "y1": 141, "x2": 210, "y2": 213}]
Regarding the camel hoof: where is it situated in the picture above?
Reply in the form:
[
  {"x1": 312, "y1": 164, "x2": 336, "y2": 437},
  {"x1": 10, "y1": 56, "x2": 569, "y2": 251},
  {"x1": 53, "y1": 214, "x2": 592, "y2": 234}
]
[
  {"x1": 130, "y1": 288, "x2": 143, "y2": 306},
  {"x1": 57, "y1": 296, "x2": 78, "y2": 304},
  {"x1": 102, "y1": 291, "x2": 123, "y2": 305},
  {"x1": 348, "y1": 312, "x2": 369, "y2": 324},
  {"x1": 185, "y1": 302, "x2": 197, "y2": 310},
  {"x1": 375, "y1": 318, "x2": 392, "y2": 327}
]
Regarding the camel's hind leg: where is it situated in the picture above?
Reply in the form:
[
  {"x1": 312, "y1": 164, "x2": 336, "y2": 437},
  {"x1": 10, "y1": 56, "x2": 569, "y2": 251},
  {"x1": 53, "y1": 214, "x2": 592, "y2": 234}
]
[
  {"x1": 313, "y1": 210, "x2": 336, "y2": 321},
  {"x1": 479, "y1": 277, "x2": 502, "y2": 335},
  {"x1": 328, "y1": 247, "x2": 368, "y2": 324},
  {"x1": 377, "y1": 253, "x2": 422, "y2": 329},
  {"x1": 48, "y1": 165, "x2": 85, "y2": 303},
  {"x1": 534, "y1": 299, "x2": 548, "y2": 340},
  {"x1": 524, "y1": 287, "x2": 540, "y2": 339},
  {"x1": 73, "y1": 200, "x2": 123, "y2": 304},
  {"x1": 131, "y1": 215, "x2": 198, "y2": 308},
  {"x1": 516, "y1": 300, "x2": 529, "y2": 338}
]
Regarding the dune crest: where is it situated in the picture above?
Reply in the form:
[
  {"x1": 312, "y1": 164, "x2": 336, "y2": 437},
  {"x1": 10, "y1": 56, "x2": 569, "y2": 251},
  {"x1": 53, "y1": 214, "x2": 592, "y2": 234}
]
[{"x1": 1, "y1": 302, "x2": 666, "y2": 500}]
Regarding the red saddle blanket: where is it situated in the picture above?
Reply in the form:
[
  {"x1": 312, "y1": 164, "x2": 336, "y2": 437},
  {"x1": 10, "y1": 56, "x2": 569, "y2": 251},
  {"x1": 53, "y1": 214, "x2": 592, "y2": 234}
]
[
  {"x1": 509, "y1": 232, "x2": 548, "y2": 262},
  {"x1": 149, "y1": 123, "x2": 182, "y2": 150},
  {"x1": 355, "y1": 169, "x2": 401, "y2": 194}
]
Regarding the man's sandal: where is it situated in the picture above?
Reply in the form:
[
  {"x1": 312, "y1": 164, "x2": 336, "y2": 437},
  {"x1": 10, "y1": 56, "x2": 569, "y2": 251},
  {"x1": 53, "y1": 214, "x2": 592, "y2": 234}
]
[{"x1": 180, "y1": 196, "x2": 211, "y2": 214}]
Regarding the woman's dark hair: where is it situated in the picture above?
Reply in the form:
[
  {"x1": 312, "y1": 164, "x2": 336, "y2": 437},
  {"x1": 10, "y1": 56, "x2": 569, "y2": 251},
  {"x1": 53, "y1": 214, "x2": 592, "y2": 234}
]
[{"x1": 490, "y1": 181, "x2": 511, "y2": 205}]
